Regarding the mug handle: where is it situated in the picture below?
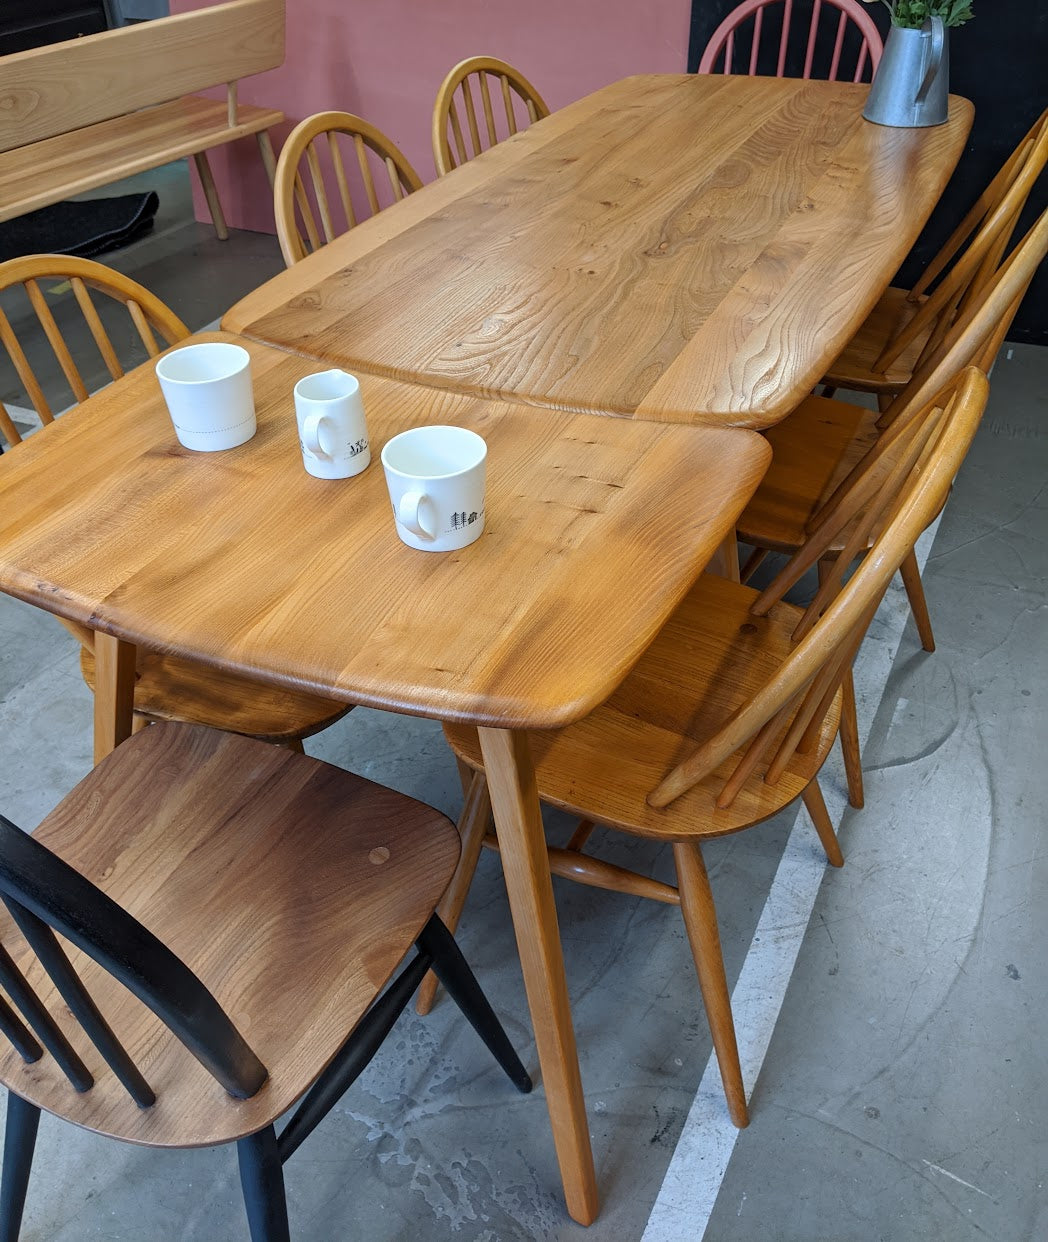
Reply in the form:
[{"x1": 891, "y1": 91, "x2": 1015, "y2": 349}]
[
  {"x1": 301, "y1": 411, "x2": 336, "y2": 459},
  {"x1": 397, "y1": 492, "x2": 438, "y2": 540}
]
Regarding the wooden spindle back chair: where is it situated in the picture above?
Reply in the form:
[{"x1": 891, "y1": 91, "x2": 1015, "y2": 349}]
[
  {"x1": 697, "y1": 0, "x2": 883, "y2": 82},
  {"x1": 432, "y1": 56, "x2": 550, "y2": 177},
  {"x1": 434, "y1": 370, "x2": 988, "y2": 1125},
  {"x1": 737, "y1": 201, "x2": 1048, "y2": 677},
  {"x1": 0, "y1": 723, "x2": 530, "y2": 1241},
  {"x1": 824, "y1": 108, "x2": 1048, "y2": 396},
  {"x1": 0, "y1": 254, "x2": 349, "y2": 748},
  {"x1": 273, "y1": 112, "x2": 423, "y2": 267},
  {"x1": 653, "y1": 367, "x2": 987, "y2": 810},
  {"x1": 0, "y1": 254, "x2": 190, "y2": 448}
]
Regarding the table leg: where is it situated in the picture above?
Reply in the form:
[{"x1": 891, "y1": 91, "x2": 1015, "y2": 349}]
[
  {"x1": 93, "y1": 632, "x2": 137, "y2": 764},
  {"x1": 477, "y1": 726, "x2": 598, "y2": 1226},
  {"x1": 705, "y1": 529, "x2": 741, "y2": 582}
]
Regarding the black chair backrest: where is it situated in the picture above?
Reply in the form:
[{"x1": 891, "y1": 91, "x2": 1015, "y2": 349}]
[{"x1": 0, "y1": 814, "x2": 267, "y2": 1105}]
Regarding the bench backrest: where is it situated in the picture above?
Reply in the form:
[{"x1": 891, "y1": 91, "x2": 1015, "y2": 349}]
[{"x1": 0, "y1": 0, "x2": 285, "y2": 154}]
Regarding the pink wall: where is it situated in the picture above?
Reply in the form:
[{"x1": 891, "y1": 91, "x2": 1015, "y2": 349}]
[{"x1": 171, "y1": 0, "x2": 692, "y2": 232}]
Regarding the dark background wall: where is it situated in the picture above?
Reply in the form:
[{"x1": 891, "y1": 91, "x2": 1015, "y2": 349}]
[
  {"x1": 0, "y1": 2, "x2": 114, "y2": 54},
  {"x1": 688, "y1": 1, "x2": 1048, "y2": 344}
]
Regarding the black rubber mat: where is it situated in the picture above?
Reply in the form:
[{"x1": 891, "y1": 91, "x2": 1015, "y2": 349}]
[{"x1": 0, "y1": 192, "x2": 159, "y2": 263}]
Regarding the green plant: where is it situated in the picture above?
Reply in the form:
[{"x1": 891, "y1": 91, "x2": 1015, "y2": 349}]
[{"x1": 866, "y1": 0, "x2": 975, "y2": 27}]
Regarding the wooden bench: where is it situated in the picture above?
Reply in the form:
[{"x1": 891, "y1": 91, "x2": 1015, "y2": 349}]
[{"x1": 0, "y1": 0, "x2": 285, "y2": 240}]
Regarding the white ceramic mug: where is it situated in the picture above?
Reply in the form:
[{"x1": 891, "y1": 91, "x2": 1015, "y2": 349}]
[
  {"x1": 155, "y1": 342, "x2": 256, "y2": 452},
  {"x1": 294, "y1": 370, "x2": 371, "y2": 480},
  {"x1": 381, "y1": 425, "x2": 487, "y2": 552}
]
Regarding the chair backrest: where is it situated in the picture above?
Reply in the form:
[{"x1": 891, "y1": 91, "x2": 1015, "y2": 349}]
[
  {"x1": 797, "y1": 203, "x2": 1048, "y2": 565},
  {"x1": 697, "y1": 0, "x2": 883, "y2": 82},
  {"x1": 273, "y1": 111, "x2": 423, "y2": 267},
  {"x1": 0, "y1": 0, "x2": 285, "y2": 154},
  {"x1": 0, "y1": 813, "x2": 267, "y2": 1105},
  {"x1": 432, "y1": 56, "x2": 550, "y2": 177},
  {"x1": 0, "y1": 254, "x2": 190, "y2": 448},
  {"x1": 647, "y1": 365, "x2": 989, "y2": 810},
  {"x1": 872, "y1": 109, "x2": 1048, "y2": 378}
]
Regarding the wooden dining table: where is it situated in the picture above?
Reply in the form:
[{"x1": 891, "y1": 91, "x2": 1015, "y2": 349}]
[
  {"x1": 0, "y1": 69, "x2": 976, "y2": 1227},
  {"x1": 0, "y1": 334, "x2": 771, "y2": 1224},
  {"x1": 224, "y1": 73, "x2": 973, "y2": 429}
]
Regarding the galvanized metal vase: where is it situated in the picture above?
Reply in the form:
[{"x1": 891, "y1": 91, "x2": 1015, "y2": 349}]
[{"x1": 863, "y1": 15, "x2": 949, "y2": 128}]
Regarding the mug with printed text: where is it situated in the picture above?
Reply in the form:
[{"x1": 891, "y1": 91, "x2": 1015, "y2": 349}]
[
  {"x1": 294, "y1": 369, "x2": 371, "y2": 480},
  {"x1": 380, "y1": 425, "x2": 487, "y2": 552}
]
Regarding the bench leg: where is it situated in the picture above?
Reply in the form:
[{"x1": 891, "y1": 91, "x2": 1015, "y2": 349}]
[
  {"x1": 256, "y1": 131, "x2": 278, "y2": 187},
  {"x1": 193, "y1": 151, "x2": 229, "y2": 241}
]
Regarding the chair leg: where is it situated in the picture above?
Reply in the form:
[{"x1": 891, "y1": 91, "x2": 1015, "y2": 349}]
[
  {"x1": 672, "y1": 842, "x2": 748, "y2": 1128},
  {"x1": 838, "y1": 667, "x2": 864, "y2": 809},
  {"x1": 0, "y1": 1093, "x2": 40, "y2": 1242},
  {"x1": 193, "y1": 152, "x2": 230, "y2": 241},
  {"x1": 236, "y1": 1126, "x2": 290, "y2": 1242},
  {"x1": 739, "y1": 546, "x2": 770, "y2": 584},
  {"x1": 417, "y1": 771, "x2": 491, "y2": 1015},
  {"x1": 256, "y1": 131, "x2": 278, "y2": 187},
  {"x1": 800, "y1": 778, "x2": 844, "y2": 868},
  {"x1": 417, "y1": 916, "x2": 532, "y2": 1094},
  {"x1": 899, "y1": 547, "x2": 935, "y2": 653},
  {"x1": 278, "y1": 953, "x2": 431, "y2": 1164}
]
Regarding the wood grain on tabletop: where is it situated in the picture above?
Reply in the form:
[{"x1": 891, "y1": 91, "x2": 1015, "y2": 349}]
[
  {"x1": 224, "y1": 74, "x2": 973, "y2": 429},
  {"x1": 0, "y1": 334, "x2": 771, "y2": 730}
]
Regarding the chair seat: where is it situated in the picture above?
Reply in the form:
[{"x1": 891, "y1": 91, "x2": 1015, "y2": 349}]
[
  {"x1": 822, "y1": 285, "x2": 932, "y2": 393},
  {"x1": 0, "y1": 723, "x2": 460, "y2": 1147},
  {"x1": 736, "y1": 393, "x2": 881, "y2": 552},
  {"x1": 80, "y1": 647, "x2": 349, "y2": 742},
  {"x1": 445, "y1": 574, "x2": 841, "y2": 841}
]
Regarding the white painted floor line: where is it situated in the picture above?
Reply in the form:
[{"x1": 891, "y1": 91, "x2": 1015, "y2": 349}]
[{"x1": 641, "y1": 521, "x2": 940, "y2": 1242}]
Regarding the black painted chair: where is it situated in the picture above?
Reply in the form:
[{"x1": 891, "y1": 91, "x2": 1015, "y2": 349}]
[{"x1": 0, "y1": 722, "x2": 530, "y2": 1241}]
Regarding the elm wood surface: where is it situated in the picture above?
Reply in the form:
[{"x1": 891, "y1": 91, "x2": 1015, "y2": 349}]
[
  {"x1": 0, "y1": 332, "x2": 770, "y2": 1225},
  {"x1": 224, "y1": 74, "x2": 972, "y2": 430},
  {"x1": 0, "y1": 722, "x2": 462, "y2": 1147},
  {"x1": 0, "y1": 332, "x2": 771, "y2": 731}
]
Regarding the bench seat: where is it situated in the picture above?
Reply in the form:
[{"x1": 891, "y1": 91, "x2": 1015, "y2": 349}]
[{"x1": 0, "y1": 95, "x2": 283, "y2": 224}]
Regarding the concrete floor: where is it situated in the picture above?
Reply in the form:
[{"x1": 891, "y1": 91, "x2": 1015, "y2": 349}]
[{"x1": 0, "y1": 161, "x2": 1045, "y2": 1241}]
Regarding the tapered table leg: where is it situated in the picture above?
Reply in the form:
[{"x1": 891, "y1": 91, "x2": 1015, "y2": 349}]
[
  {"x1": 706, "y1": 529, "x2": 741, "y2": 582},
  {"x1": 477, "y1": 726, "x2": 598, "y2": 1226},
  {"x1": 92, "y1": 632, "x2": 137, "y2": 764}
]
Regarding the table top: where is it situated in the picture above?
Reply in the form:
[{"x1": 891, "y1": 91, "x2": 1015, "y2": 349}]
[
  {"x1": 0, "y1": 334, "x2": 770, "y2": 730},
  {"x1": 224, "y1": 74, "x2": 973, "y2": 430}
]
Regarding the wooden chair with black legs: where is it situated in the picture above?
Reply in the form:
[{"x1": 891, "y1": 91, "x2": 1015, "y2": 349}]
[
  {"x1": 821, "y1": 108, "x2": 1048, "y2": 405},
  {"x1": 432, "y1": 56, "x2": 549, "y2": 177},
  {"x1": 422, "y1": 369, "x2": 988, "y2": 1127},
  {"x1": 737, "y1": 204, "x2": 1048, "y2": 735},
  {"x1": 0, "y1": 722, "x2": 530, "y2": 1242},
  {"x1": 273, "y1": 112, "x2": 423, "y2": 267},
  {"x1": 0, "y1": 254, "x2": 350, "y2": 752}
]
